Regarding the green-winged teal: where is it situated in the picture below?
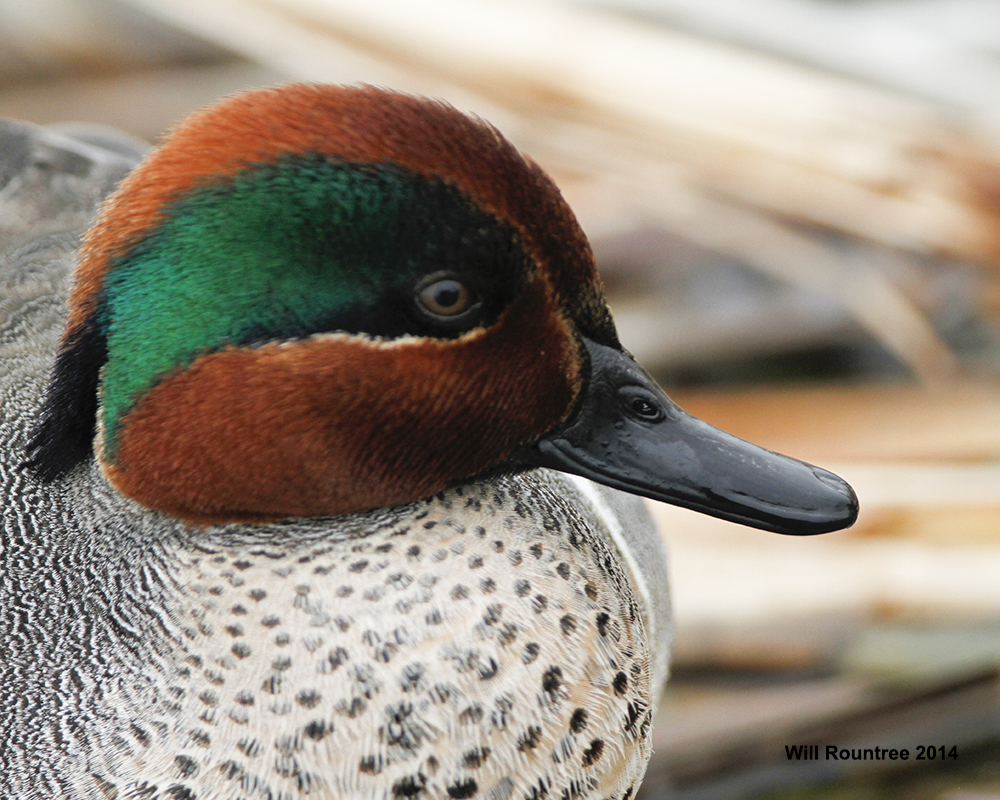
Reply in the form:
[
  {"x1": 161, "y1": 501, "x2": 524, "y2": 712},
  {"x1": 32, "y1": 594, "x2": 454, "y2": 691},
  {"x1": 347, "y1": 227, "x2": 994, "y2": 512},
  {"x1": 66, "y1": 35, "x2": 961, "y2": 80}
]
[{"x1": 1, "y1": 84, "x2": 857, "y2": 800}]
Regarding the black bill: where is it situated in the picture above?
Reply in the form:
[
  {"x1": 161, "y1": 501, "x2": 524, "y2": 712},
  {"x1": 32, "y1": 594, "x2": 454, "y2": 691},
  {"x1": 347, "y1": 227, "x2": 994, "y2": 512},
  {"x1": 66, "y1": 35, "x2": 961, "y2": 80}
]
[{"x1": 515, "y1": 338, "x2": 858, "y2": 535}]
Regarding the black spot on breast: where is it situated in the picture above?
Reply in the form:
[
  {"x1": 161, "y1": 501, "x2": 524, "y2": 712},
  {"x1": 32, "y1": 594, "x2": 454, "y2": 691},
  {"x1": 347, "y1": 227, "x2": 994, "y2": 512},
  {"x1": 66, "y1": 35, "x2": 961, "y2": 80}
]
[
  {"x1": 234, "y1": 559, "x2": 253, "y2": 570},
  {"x1": 569, "y1": 708, "x2": 588, "y2": 733},
  {"x1": 560, "y1": 615, "x2": 577, "y2": 635},
  {"x1": 431, "y1": 684, "x2": 453, "y2": 704},
  {"x1": 387, "y1": 572, "x2": 413, "y2": 590},
  {"x1": 218, "y1": 760, "x2": 243, "y2": 780},
  {"x1": 613, "y1": 672, "x2": 628, "y2": 695},
  {"x1": 364, "y1": 586, "x2": 387, "y2": 602},
  {"x1": 529, "y1": 544, "x2": 543, "y2": 559},
  {"x1": 517, "y1": 725, "x2": 542, "y2": 751},
  {"x1": 479, "y1": 578, "x2": 497, "y2": 594},
  {"x1": 542, "y1": 666, "x2": 563, "y2": 697},
  {"x1": 458, "y1": 704, "x2": 484, "y2": 724},
  {"x1": 532, "y1": 596, "x2": 547, "y2": 614},
  {"x1": 319, "y1": 647, "x2": 349, "y2": 674},
  {"x1": 595, "y1": 612, "x2": 610, "y2": 636},
  {"x1": 189, "y1": 729, "x2": 210, "y2": 748},
  {"x1": 581, "y1": 739, "x2": 604, "y2": 766},
  {"x1": 462, "y1": 747, "x2": 491, "y2": 768},
  {"x1": 624, "y1": 701, "x2": 643, "y2": 734},
  {"x1": 514, "y1": 580, "x2": 531, "y2": 597},
  {"x1": 296, "y1": 689, "x2": 321, "y2": 708},
  {"x1": 584, "y1": 582, "x2": 598, "y2": 601},
  {"x1": 483, "y1": 604, "x2": 502, "y2": 625},
  {"x1": 381, "y1": 702, "x2": 426, "y2": 752},
  {"x1": 400, "y1": 663, "x2": 426, "y2": 692},
  {"x1": 350, "y1": 560, "x2": 369, "y2": 572},
  {"x1": 468, "y1": 556, "x2": 484, "y2": 569},
  {"x1": 205, "y1": 669, "x2": 225, "y2": 686},
  {"x1": 448, "y1": 778, "x2": 479, "y2": 798},
  {"x1": 231, "y1": 642, "x2": 251, "y2": 659},
  {"x1": 492, "y1": 694, "x2": 514, "y2": 729},
  {"x1": 478, "y1": 657, "x2": 499, "y2": 681},
  {"x1": 224, "y1": 624, "x2": 244, "y2": 637},
  {"x1": 303, "y1": 719, "x2": 333, "y2": 741},
  {"x1": 451, "y1": 585, "x2": 469, "y2": 601},
  {"x1": 198, "y1": 691, "x2": 218, "y2": 707},
  {"x1": 336, "y1": 697, "x2": 367, "y2": 718},
  {"x1": 555, "y1": 562, "x2": 570, "y2": 579},
  {"x1": 249, "y1": 589, "x2": 266, "y2": 602},
  {"x1": 274, "y1": 753, "x2": 300, "y2": 778},
  {"x1": 522, "y1": 643, "x2": 540, "y2": 664},
  {"x1": 237, "y1": 738, "x2": 262, "y2": 757},
  {"x1": 498, "y1": 622, "x2": 518, "y2": 646},
  {"x1": 165, "y1": 786, "x2": 197, "y2": 800},
  {"x1": 393, "y1": 773, "x2": 427, "y2": 797},
  {"x1": 231, "y1": 604, "x2": 247, "y2": 615},
  {"x1": 359, "y1": 755, "x2": 382, "y2": 774},
  {"x1": 261, "y1": 616, "x2": 280, "y2": 628},
  {"x1": 173, "y1": 755, "x2": 199, "y2": 778}
]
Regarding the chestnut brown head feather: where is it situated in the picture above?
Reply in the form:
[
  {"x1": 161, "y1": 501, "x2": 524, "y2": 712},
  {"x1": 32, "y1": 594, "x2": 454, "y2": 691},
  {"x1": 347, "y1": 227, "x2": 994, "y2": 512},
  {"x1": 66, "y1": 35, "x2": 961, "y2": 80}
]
[{"x1": 30, "y1": 84, "x2": 613, "y2": 524}]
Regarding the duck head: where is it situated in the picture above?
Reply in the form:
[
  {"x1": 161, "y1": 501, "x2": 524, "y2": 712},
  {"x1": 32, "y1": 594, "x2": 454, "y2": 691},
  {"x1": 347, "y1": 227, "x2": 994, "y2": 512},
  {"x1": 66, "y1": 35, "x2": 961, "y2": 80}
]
[{"x1": 28, "y1": 84, "x2": 857, "y2": 533}]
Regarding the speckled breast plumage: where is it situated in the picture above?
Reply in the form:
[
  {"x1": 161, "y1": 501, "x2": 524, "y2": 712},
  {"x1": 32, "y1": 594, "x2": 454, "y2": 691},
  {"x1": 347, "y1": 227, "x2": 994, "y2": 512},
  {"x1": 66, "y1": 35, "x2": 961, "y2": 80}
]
[{"x1": 0, "y1": 120, "x2": 671, "y2": 800}]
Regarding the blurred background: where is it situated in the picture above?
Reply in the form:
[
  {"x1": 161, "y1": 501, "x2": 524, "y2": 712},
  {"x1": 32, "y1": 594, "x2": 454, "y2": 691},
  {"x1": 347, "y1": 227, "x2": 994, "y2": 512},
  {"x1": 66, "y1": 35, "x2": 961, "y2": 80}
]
[{"x1": 4, "y1": 0, "x2": 1000, "y2": 797}]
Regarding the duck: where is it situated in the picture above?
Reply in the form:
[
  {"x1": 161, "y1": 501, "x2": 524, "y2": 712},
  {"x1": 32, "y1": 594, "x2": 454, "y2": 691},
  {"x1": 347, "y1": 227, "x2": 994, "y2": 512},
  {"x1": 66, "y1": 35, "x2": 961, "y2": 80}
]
[{"x1": 0, "y1": 84, "x2": 857, "y2": 800}]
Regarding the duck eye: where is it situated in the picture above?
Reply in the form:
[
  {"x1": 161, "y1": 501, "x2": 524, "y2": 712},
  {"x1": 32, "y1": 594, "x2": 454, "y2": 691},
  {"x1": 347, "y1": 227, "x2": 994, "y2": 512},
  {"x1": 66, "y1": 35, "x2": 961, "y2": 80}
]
[
  {"x1": 416, "y1": 276, "x2": 476, "y2": 319},
  {"x1": 619, "y1": 386, "x2": 665, "y2": 423}
]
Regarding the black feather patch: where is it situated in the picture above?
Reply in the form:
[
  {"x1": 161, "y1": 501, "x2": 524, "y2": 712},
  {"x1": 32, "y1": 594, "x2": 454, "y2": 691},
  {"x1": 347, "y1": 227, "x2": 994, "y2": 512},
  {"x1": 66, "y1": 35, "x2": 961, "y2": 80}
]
[{"x1": 24, "y1": 310, "x2": 107, "y2": 480}]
